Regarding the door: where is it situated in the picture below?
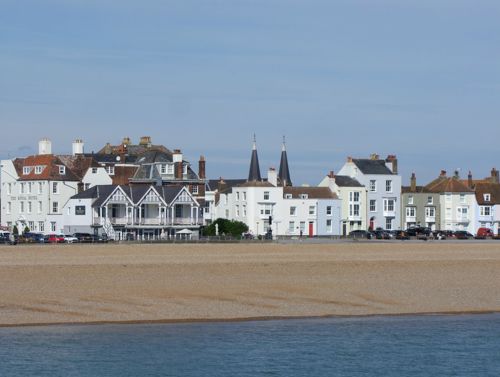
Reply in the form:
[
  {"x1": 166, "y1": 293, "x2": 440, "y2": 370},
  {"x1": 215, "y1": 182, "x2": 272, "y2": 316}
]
[{"x1": 308, "y1": 222, "x2": 314, "y2": 237}]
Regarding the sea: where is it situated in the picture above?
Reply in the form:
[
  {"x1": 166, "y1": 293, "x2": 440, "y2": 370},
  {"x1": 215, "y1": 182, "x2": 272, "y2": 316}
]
[{"x1": 1, "y1": 314, "x2": 499, "y2": 377}]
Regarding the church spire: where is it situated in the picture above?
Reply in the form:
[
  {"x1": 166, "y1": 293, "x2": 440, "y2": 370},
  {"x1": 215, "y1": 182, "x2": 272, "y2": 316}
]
[
  {"x1": 278, "y1": 136, "x2": 292, "y2": 186},
  {"x1": 248, "y1": 134, "x2": 262, "y2": 181}
]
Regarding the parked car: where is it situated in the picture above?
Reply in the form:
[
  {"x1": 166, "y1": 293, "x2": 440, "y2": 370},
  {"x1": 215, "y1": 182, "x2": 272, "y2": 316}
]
[
  {"x1": 0, "y1": 232, "x2": 17, "y2": 245},
  {"x1": 394, "y1": 230, "x2": 410, "y2": 240},
  {"x1": 373, "y1": 229, "x2": 392, "y2": 240},
  {"x1": 348, "y1": 230, "x2": 373, "y2": 239},
  {"x1": 44, "y1": 234, "x2": 65, "y2": 243},
  {"x1": 20, "y1": 232, "x2": 45, "y2": 243},
  {"x1": 454, "y1": 231, "x2": 474, "y2": 240},
  {"x1": 91, "y1": 234, "x2": 109, "y2": 243},
  {"x1": 63, "y1": 234, "x2": 79, "y2": 243},
  {"x1": 432, "y1": 231, "x2": 447, "y2": 240},
  {"x1": 475, "y1": 227, "x2": 494, "y2": 239},
  {"x1": 73, "y1": 233, "x2": 93, "y2": 243},
  {"x1": 406, "y1": 226, "x2": 432, "y2": 237}
]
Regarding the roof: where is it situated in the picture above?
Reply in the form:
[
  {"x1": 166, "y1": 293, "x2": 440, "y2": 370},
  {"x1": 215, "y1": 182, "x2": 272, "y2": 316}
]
[
  {"x1": 401, "y1": 186, "x2": 433, "y2": 194},
  {"x1": 131, "y1": 150, "x2": 200, "y2": 182},
  {"x1": 237, "y1": 181, "x2": 274, "y2": 188},
  {"x1": 14, "y1": 155, "x2": 81, "y2": 181},
  {"x1": 58, "y1": 155, "x2": 99, "y2": 180},
  {"x1": 73, "y1": 184, "x2": 192, "y2": 207},
  {"x1": 474, "y1": 182, "x2": 500, "y2": 205},
  {"x1": 284, "y1": 186, "x2": 338, "y2": 199},
  {"x1": 333, "y1": 175, "x2": 364, "y2": 187},
  {"x1": 207, "y1": 179, "x2": 246, "y2": 192},
  {"x1": 248, "y1": 147, "x2": 262, "y2": 181},
  {"x1": 425, "y1": 176, "x2": 474, "y2": 193},
  {"x1": 278, "y1": 145, "x2": 292, "y2": 186},
  {"x1": 352, "y1": 159, "x2": 394, "y2": 175}
]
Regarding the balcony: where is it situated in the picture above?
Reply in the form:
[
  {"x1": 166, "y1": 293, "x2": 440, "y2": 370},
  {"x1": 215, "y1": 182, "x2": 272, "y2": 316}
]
[
  {"x1": 456, "y1": 217, "x2": 470, "y2": 223},
  {"x1": 425, "y1": 216, "x2": 436, "y2": 223},
  {"x1": 93, "y1": 216, "x2": 203, "y2": 227},
  {"x1": 383, "y1": 210, "x2": 396, "y2": 217}
]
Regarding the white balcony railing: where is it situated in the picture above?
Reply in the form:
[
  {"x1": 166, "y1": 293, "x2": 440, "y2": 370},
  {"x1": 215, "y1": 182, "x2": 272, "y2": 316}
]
[
  {"x1": 383, "y1": 211, "x2": 396, "y2": 217},
  {"x1": 425, "y1": 216, "x2": 436, "y2": 223},
  {"x1": 93, "y1": 216, "x2": 203, "y2": 227}
]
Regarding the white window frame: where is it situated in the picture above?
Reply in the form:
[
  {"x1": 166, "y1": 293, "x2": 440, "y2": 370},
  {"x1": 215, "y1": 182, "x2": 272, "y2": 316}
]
[
  {"x1": 35, "y1": 166, "x2": 43, "y2": 174},
  {"x1": 408, "y1": 195, "x2": 413, "y2": 205},
  {"x1": 52, "y1": 182, "x2": 59, "y2": 194},
  {"x1": 369, "y1": 200, "x2": 376, "y2": 212},
  {"x1": 369, "y1": 180, "x2": 376, "y2": 192},
  {"x1": 23, "y1": 166, "x2": 31, "y2": 175},
  {"x1": 263, "y1": 191, "x2": 270, "y2": 200},
  {"x1": 290, "y1": 206, "x2": 297, "y2": 216},
  {"x1": 386, "y1": 180, "x2": 392, "y2": 193},
  {"x1": 59, "y1": 166, "x2": 66, "y2": 175}
]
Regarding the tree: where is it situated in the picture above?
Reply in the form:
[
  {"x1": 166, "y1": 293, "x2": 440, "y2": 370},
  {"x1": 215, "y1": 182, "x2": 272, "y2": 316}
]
[
  {"x1": 24, "y1": 226, "x2": 30, "y2": 234},
  {"x1": 12, "y1": 225, "x2": 19, "y2": 236},
  {"x1": 203, "y1": 218, "x2": 249, "y2": 237}
]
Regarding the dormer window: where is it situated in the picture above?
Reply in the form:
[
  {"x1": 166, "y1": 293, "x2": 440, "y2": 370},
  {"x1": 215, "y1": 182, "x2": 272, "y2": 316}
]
[
  {"x1": 35, "y1": 166, "x2": 43, "y2": 174},
  {"x1": 484, "y1": 193, "x2": 491, "y2": 202},
  {"x1": 167, "y1": 164, "x2": 174, "y2": 175},
  {"x1": 92, "y1": 167, "x2": 98, "y2": 174},
  {"x1": 105, "y1": 166, "x2": 115, "y2": 176},
  {"x1": 23, "y1": 166, "x2": 31, "y2": 175},
  {"x1": 285, "y1": 194, "x2": 292, "y2": 199},
  {"x1": 59, "y1": 166, "x2": 66, "y2": 175},
  {"x1": 300, "y1": 194, "x2": 309, "y2": 199},
  {"x1": 160, "y1": 164, "x2": 167, "y2": 174}
]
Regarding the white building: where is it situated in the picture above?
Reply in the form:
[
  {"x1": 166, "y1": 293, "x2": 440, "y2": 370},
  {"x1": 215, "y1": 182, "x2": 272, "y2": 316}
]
[
  {"x1": 318, "y1": 171, "x2": 368, "y2": 235},
  {"x1": 337, "y1": 154, "x2": 401, "y2": 231}
]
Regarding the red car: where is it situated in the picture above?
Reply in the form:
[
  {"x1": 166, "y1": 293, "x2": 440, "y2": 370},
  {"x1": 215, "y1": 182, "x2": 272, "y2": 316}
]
[
  {"x1": 476, "y1": 228, "x2": 494, "y2": 239},
  {"x1": 44, "y1": 234, "x2": 65, "y2": 243}
]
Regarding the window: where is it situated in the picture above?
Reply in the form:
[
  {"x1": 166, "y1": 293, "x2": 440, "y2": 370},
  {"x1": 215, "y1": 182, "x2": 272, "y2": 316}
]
[
  {"x1": 243, "y1": 192, "x2": 247, "y2": 201},
  {"x1": 192, "y1": 185, "x2": 198, "y2": 195},
  {"x1": 160, "y1": 164, "x2": 167, "y2": 174},
  {"x1": 427, "y1": 196, "x2": 433, "y2": 205},
  {"x1": 51, "y1": 222, "x2": 56, "y2": 232},
  {"x1": 290, "y1": 206, "x2": 297, "y2": 216},
  {"x1": 309, "y1": 206, "x2": 316, "y2": 215},
  {"x1": 243, "y1": 205, "x2": 247, "y2": 216},
  {"x1": 460, "y1": 194, "x2": 466, "y2": 204},
  {"x1": 28, "y1": 221, "x2": 34, "y2": 231},
  {"x1": 35, "y1": 166, "x2": 43, "y2": 174},
  {"x1": 408, "y1": 195, "x2": 413, "y2": 205},
  {"x1": 167, "y1": 164, "x2": 174, "y2": 175},
  {"x1": 326, "y1": 206, "x2": 332, "y2": 215},
  {"x1": 224, "y1": 195, "x2": 228, "y2": 205},
  {"x1": 285, "y1": 194, "x2": 292, "y2": 199},
  {"x1": 385, "y1": 218, "x2": 393, "y2": 230},
  {"x1": 52, "y1": 202, "x2": 59, "y2": 213},
  {"x1": 385, "y1": 180, "x2": 392, "y2": 192},
  {"x1": 369, "y1": 180, "x2": 376, "y2": 192},
  {"x1": 445, "y1": 193, "x2": 452, "y2": 202},
  {"x1": 236, "y1": 192, "x2": 240, "y2": 201},
  {"x1": 445, "y1": 208, "x2": 452, "y2": 219},
  {"x1": 7, "y1": 183, "x2": 11, "y2": 195},
  {"x1": 480, "y1": 206, "x2": 491, "y2": 216},
  {"x1": 20, "y1": 201, "x2": 25, "y2": 213},
  {"x1": 349, "y1": 192, "x2": 360, "y2": 202},
  {"x1": 105, "y1": 166, "x2": 115, "y2": 175},
  {"x1": 6, "y1": 202, "x2": 11, "y2": 214},
  {"x1": 92, "y1": 167, "x2": 98, "y2": 174},
  {"x1": 369, "y1": 200, "x2": 376, "y2": 212},
  {"x1": 52, "y1": 182, "x2": 59, "y2": 194},
  {"x1": 38, "y1": 201, "x2": 42, "y2": 213},
  {"x1": 299, "y1": 222, "x2": 306, "y2": 233},
  {"x1": 425, "y1": 207, "x2": 435, "y2": 218},
  {"x1": 260, "y1": 204, "x2": 273, "y2": 216},
  {"x1": 235, "y1": 205, "x2": 240, "y2": 217},
  {"x1": 405, "y1": 207, "x2": 415, "y2": 217},
  {"x1": 39, "y1": 221, "x2": 45, "y2": 232},
  {"x1": 23, "y1": 166, "x2": 31, "y2": 175},
  {"x1": 383, "y1": 199, "x2": 395, "y2": 212},
  {"x1": 27, "y1": 201, "x2": 32, "y2": 214},
  {"x1": 457, "y1": 207, "x2": 468, "y2": 217},
  {"x1": 326, "y1": 219, "x2": 332, "y2": 232},
  {"x1": 38, "y1": 182, "x2": 43, "y2": 194},
  {"x1": 20, "y1": 183, "x2": 25, "y2": 194},
  {"x1": 225, "y1": 209, "x2": 229, "y2": 218},
  {"x1": 264, "y1": 191, "x2": 270, "y2": 200},
  {"x1": 484, "y1": 194, "x2": 491, "y2": 202},
  {"x1": 75, "y1": 206, "x2": 86, "y2": 215},
  {"x1": 289, "y1": 221, "x2": 295, "y2": 233},
  {"x1": 300, "y1": 194, "x2": 308, "y2": 199},
  {"x1": 349, "y1": 204, "x2": 360, "y2": 217},
  {"x1": 27, "y1": 182, "x2": 32, "y2": 194},
  {"x1": 59, "y1": 166, "x2": 66, "y2": 175}
]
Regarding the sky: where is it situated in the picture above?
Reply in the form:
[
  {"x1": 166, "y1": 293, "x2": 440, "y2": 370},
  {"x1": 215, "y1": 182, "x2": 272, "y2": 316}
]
[{"x1": 1, "y1": 0, "x2": 499, "y2": 186}]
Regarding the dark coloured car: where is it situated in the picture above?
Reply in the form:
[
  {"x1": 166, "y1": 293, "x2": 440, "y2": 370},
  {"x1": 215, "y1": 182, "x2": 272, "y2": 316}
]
[
  {"x1": 349, "y1": 230, "x2": 373, "y2": 239},
  {"x1": 91, "y1": 234, "x2": 109, "y2": 243},
  {"x1": 394, "y1": 230, "x2": 410, "y2": 240},
  {"x1": 0, "y1": 232, "x2": 17, "y2": 245},
  {"x1": 24, "y1": 232, "x2": 45, "y2": 243},
  {"x1": 73, "y1": 233, "x2": 93, "y2": 243},
  {"x1": 454, "y1": 231, "x2": 474, "y2": 240},
  {"x1": 406, "y1": 227, "x2": 432, "y2": 237},
  {"x1": 373, "y1": 229, "x2": 392, "y2": 240}
]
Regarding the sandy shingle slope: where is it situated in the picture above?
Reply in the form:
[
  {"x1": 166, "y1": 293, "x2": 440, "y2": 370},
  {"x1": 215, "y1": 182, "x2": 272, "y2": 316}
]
[{"x1": 0, "y1": 242, "x2": 499, "y2": 326}]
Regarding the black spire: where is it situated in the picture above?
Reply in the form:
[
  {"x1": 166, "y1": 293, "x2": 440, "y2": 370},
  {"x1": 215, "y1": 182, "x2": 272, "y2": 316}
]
[
  {"x1": 278, "y1": 136, "x2": 292, "y2": 186},
  {"x1": 248, "y1": 135, "x2": 262, "y2": 181}
]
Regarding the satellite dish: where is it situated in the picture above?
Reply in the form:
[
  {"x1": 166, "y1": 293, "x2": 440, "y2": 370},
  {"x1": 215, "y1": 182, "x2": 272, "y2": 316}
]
[{"x1": 116, "y1": 156, "x2": 121, "y2": 162}]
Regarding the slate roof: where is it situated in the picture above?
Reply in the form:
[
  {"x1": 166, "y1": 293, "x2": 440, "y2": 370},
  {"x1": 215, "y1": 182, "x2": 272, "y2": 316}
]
[
  {"x1": 352, "y1": 159, "x2": 394, "y2": 175},
  {"x1": 284, "y1": 186, "x2": 338, "y2": 199},
  {"x1": 131, "y1": 150, "x2": 200, "y2": 182},
  {"x1": 248, "y1": 147, "x2": 262, "y2": 181},
  {"x1": 207, "y1": 179, "x2": 246, "y2": 192},
  {"x1": 333, "y1": 175, "x2": 364, "y2": 187},
  {"x1": 278, "y1": 145, "x2": 292, "y2": 187}
]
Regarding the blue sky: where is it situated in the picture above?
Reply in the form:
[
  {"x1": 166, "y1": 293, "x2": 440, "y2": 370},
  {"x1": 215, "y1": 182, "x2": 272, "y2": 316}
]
[{"x1": 1, "y1": 0, "x2": 499, "y2": 185}]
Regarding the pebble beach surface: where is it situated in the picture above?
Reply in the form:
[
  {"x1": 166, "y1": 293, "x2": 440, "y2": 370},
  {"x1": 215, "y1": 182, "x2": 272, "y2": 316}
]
[{"x1": 1, "y1": 242, "x2": 499, "y2": 326}]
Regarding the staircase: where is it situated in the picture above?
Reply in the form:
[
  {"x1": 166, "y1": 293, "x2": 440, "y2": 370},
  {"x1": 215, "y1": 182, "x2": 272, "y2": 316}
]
[{"x1": 102, "y1": 218, "x2": 117, "y2": 241}]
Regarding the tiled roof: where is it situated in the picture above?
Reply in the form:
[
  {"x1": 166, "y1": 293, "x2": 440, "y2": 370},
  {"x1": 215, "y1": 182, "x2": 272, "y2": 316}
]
[
  {"x1": 474, "y1": 182, "x2": 500, "y2": 205},
  {"x1": 333, "y1": 175, "x2": 364, "y2": 187},
  {"x1": 14, "y1": 155, "x2": 80, "y2": 181},
  {"x1": 401, "y1": 186, "x2": 433, "y2": 194},
  {"x1": 58, "y1": 155, "x2": 99, "y2": 180},
  {"x1": 425, "y1": 176, "x2": 474, "y2": 193},
  {"x1": 284, "y1": 186, "x2": 338, "y2": 199},
  {"x1": 352, "y1": 159, "x2": 394, "y2": 175},
  {"x1": 237, "y1": 181, "x2": 274, "y2": 188},
  {"x1": 112, "y1": 166, "x2": 139, "y2": 185}
]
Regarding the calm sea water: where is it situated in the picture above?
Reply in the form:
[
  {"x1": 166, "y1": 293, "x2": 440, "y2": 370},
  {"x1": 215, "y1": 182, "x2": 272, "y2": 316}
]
[{"x1": 1, "y1": 314, "x2": 499, "y2": 377}]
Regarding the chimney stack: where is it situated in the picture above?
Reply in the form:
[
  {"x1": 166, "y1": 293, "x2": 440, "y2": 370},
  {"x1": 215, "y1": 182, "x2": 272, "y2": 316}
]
[
  {"x1": 347, "y1": 156, "x2": 353, "y2": 163},
  {"x1": 72, "y1": 139, "x2": 84, "y2": 155},
  {"x1": 139, "y1": 136, "x2": 152, "y2": 147},
  {"x1": 38, "y1": 138, "x2": 52, "y2": 155},
  {"x1": 468, "y1": 171, "x2": 473, "y2": 188},
  {"x1": 491, "y1": 168, "x2": 499, "y2": 184},
  {"x1": 386, "y1": 155, "x2": 398, "y2": 174},
  {"x1": 122, "y1": 137, "x2": 131, "y2": 146},
  {"x1": 410, "y1": 173, "x2": 416, "y2": 192},
  {"x1": 370, "y1": 153, "x2": 379, "y2": 160},
  {"x1": 268, "y1": 167, "x2": 278, "y2": 186},
  {"x1": 440, "y1": 170, "x2": 447, "y2": 177},
  {"x1": 327, "y1": 171, "x2": 336, "y2": 192},
  {"x1": 198, "y1": 156, "x2": 206, "y2": 179},
  {"x1": 173, "y1": 149, "x2": 183, "y2": 163}
]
